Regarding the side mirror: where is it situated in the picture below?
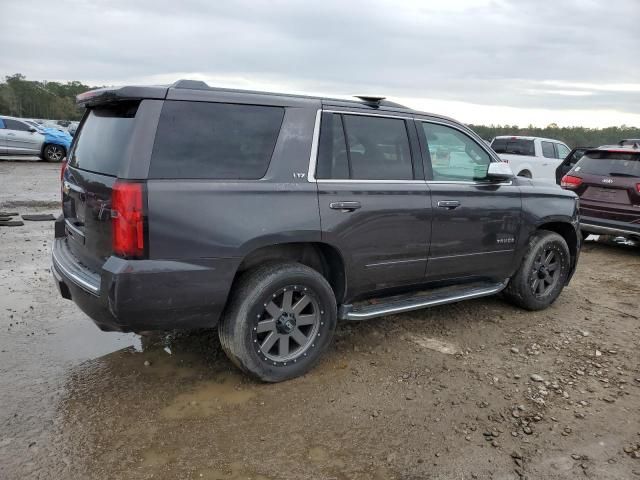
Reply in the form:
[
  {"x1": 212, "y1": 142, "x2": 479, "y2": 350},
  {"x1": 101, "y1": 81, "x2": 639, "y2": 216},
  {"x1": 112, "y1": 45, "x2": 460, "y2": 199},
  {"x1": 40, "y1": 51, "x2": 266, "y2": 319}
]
[
  {"x1": 487, "y1": 161, "x2": 514, "y2": 180},
  {"x1": 29, "y1": 127, "x2": 37, "y2": 133}
]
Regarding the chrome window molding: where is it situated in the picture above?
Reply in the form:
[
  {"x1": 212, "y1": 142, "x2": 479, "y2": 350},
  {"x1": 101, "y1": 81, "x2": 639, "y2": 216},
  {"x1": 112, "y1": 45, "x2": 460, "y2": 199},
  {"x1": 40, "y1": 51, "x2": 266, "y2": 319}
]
[{"x1": 307, "y1": 109, "x2": 512, "y2": 185}]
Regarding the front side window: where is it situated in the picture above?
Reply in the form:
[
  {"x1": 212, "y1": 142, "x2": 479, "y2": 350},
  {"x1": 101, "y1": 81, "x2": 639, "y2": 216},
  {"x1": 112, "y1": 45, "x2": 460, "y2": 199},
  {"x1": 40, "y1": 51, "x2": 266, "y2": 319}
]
[
  {"x1": 422, "y1": 123, "x2": 491, "y2": 181},
  {"x1": 316, "y1": 113, "x2": 414, "y2": 180},
  {"x1": 541, "y1": 141, "x2": 556, "y2": 159},
  {"x1": 4, "y1": 119, "x2": 31, "y2": 132}
]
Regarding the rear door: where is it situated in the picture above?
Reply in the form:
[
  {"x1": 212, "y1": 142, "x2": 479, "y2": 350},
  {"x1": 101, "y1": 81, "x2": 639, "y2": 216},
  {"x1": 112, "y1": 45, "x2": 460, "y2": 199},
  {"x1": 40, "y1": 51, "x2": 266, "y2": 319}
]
[
  {"x1": 539, "y1": 140, "x2": 563, "y2": 182},
  {"x1": 62, "y1": 100, "x2": 161, "y2": 271},
  {"x1": 418, "y1": 120, "x2": 521, "y2": 282},
  {"x1": 314, "y1": 110, "x2": 431, "y2": 298},
  {"x1": 3, "y1": 118, "x2": 42, "y2": 155}
]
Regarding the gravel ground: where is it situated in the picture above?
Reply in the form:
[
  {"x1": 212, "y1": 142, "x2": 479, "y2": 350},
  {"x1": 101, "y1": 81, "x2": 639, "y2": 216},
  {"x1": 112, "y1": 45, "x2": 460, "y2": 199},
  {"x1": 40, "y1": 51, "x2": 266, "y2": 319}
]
[{"x1": 1, "y1": 161, "x2": 639, "y2": 480}]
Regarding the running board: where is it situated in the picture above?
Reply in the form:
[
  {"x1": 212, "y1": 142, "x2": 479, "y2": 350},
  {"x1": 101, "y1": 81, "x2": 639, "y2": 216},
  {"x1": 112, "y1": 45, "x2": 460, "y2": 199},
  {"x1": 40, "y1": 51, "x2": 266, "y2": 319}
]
[{"x1": 339, "y1": 280, "x2": 509, "y2": 321}]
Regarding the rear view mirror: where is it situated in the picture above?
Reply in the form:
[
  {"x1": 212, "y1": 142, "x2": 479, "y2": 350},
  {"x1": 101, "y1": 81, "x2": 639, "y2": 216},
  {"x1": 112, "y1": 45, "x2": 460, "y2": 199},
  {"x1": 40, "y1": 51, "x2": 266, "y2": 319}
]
[{"x1": 487, "y1": 162, "x2": 513, "y2": 180}]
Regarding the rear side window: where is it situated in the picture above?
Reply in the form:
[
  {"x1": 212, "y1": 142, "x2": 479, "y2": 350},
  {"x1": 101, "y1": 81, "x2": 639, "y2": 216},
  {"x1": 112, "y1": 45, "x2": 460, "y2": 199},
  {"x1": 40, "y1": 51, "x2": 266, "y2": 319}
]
[
  {"x1": 69, "y1": 101, "x2": 139, "y2": 176},
  {"x1": 150, "y1": 101, "x2": 284, "y2": 179},
  {"x1": 573, "y1": 151, "x2": 640, "y2": 177},
  {"x1": 317, "y1": 112, "x2": 413, "y2": 180},
  {"x1": 541, "y1": 141, "x2": 556, "y2": 159},
  {"x1": 491, "y1": 138, "x2": 535, "y2": 156}
]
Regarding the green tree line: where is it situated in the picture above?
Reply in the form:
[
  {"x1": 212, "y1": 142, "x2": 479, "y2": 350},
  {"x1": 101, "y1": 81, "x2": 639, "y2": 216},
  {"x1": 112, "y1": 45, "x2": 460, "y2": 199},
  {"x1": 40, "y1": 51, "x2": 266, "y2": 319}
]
[
  {"x1": 0, "y1": 73, "x2": 91, "y2": 121},
  {"x1": 470, "y1": 124, "x2": 640, "y2": 149},
  {"x1": 1, "y1": 73, "x2": 638, "y2": 147}
]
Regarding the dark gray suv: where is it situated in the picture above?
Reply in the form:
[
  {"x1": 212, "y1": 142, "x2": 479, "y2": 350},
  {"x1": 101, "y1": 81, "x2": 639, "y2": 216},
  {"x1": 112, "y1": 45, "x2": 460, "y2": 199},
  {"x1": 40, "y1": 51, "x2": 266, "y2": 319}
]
[{"x1": 52, "y1": 80, "x2": 581, "y2": 381}]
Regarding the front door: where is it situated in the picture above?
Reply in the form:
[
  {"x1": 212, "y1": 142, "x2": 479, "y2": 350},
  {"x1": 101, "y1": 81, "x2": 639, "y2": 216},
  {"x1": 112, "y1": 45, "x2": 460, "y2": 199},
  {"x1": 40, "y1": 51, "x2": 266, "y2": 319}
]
[
  {"x1": 417, "y1": 120, "x2": 522, "y2": 282},
  {"x1": 314, "y1": 110, "x2": 431, "y2": 299},
  {"x1": 4, "y1": 119, "x2": 42, "y2": 155},
  {"x1": 0, "y1": 119, "x2": 7, "y2": 154}
]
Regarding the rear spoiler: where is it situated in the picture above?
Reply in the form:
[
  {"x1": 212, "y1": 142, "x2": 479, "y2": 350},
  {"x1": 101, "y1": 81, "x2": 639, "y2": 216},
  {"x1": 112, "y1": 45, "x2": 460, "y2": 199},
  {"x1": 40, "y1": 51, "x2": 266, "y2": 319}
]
[
  {"x1": 76, "y1": 79, "x2": 212, "y2": 107},
  {"x1": 76, "y1": 85, "x2": 169, "y2": 107}
]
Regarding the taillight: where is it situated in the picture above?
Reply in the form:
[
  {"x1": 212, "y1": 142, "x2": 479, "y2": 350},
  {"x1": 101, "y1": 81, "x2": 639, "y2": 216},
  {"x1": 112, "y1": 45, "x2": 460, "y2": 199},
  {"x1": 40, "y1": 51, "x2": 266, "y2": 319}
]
[
  {"x1": 60, "y1": 160, "x2": 67, "y2": 207},
  {"x1": 112, "y1": 181, "x2": 146, "y2": 258},
  {"x1": 561, "y1": 175, "x2": 582, "y2": 189},
  {"x1": 636, "y1": 183, "x2": 640, "y2": 193},
  {"x1": 60, "y1": 159, "x2": 67, "y2": 182}
]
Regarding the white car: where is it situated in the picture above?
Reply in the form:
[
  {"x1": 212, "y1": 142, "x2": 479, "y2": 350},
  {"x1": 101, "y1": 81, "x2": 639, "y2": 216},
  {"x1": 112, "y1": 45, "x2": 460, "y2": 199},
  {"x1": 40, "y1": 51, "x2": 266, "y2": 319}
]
[{"x1": 490, "y1": 136, "x2": 571, "y2": 183}]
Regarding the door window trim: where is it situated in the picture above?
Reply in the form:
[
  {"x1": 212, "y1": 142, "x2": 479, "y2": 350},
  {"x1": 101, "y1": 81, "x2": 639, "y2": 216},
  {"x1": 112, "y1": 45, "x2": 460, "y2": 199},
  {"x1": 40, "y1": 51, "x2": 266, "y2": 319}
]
[{"x1": 308, "y1": 110, "x2": 512, "y2": 186}]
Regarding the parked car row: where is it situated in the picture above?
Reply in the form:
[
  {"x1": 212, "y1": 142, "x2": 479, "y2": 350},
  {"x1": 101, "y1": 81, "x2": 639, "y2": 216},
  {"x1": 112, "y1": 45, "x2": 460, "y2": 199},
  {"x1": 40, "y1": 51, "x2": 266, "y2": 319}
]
[{"x1": 0, "y1": 115, "x2": 72, "y2": 162}]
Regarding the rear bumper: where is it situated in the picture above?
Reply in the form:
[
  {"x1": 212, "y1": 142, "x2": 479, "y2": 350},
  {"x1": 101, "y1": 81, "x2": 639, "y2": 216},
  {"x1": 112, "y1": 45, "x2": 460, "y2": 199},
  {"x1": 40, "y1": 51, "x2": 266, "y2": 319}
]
[
  {"x1": 580, "y1": 215, "x2": 640, "y2": 238},
  {"x1": 52, "y1": 237, "x2": 238, "y2": 332}
]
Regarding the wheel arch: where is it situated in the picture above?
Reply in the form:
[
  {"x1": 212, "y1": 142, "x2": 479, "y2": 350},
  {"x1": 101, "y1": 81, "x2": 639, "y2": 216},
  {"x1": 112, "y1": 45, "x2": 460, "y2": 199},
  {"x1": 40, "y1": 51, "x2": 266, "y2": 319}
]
[
  {"x1": 536, "y1": 221, "x2": 579, "y2": 281},
  {"x1": 41, "y1": 142, "x2": 67, "y2": 160},
  {"x1": 234, "y1": 242, "x2": 347, "y2": 303}
]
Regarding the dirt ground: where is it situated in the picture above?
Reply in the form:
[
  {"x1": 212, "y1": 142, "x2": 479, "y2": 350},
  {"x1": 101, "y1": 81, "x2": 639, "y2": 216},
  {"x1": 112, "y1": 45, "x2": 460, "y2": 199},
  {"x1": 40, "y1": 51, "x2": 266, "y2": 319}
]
[{"x1": 1, "y1": 161, "x2": 639, "y2": 480}]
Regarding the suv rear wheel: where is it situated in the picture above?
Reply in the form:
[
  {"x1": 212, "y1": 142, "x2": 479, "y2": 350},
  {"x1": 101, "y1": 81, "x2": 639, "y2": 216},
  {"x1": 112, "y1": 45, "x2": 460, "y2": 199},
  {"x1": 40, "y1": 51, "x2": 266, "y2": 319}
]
[
  {"x1": 504, "y1": 230, "x2": 570, "y2": 310},
  {"x1": 219, "y1": 262, "x2": 337, "y2": 382}
]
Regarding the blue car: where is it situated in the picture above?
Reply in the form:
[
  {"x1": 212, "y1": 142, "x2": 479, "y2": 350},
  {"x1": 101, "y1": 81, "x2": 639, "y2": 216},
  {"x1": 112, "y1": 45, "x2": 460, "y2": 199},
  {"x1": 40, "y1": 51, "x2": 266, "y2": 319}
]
[{"x1": 26, "y1": 120, "x2": 73, "y2": 162}]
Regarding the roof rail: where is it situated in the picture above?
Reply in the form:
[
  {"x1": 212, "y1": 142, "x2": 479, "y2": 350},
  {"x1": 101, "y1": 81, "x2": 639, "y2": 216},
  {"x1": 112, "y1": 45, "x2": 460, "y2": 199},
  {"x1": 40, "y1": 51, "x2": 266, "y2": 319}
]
[{"x1": 172, "y1": 79, "x2": 210, "y2": 90}]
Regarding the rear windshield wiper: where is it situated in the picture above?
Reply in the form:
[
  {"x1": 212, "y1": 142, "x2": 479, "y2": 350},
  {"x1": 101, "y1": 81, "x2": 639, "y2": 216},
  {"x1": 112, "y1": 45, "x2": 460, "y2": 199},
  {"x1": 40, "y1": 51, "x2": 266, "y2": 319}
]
[{"x1": 608, "y1": 172, "x2": 638, "y2": 177}]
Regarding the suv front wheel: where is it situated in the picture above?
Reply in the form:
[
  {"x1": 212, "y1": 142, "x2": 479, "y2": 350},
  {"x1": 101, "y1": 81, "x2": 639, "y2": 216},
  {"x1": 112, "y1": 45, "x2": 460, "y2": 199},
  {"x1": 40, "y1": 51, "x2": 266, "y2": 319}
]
[
  {"x1": 219, "y1": 262, "x2": 337, "y2": 382},
  {"x1": 504, "y1": 230, "x2": 571, "y2": 310}
]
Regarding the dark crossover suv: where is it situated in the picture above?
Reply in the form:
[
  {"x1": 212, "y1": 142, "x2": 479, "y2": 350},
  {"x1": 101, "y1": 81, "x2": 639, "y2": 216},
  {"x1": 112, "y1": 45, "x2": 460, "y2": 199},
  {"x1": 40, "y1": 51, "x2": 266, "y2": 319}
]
[
  {"x1": 52, "y1": 80, "x2": 581, "y2": 382},
  {"x1": 561, "y1": 143, "x2": 640, "y2": 241}
]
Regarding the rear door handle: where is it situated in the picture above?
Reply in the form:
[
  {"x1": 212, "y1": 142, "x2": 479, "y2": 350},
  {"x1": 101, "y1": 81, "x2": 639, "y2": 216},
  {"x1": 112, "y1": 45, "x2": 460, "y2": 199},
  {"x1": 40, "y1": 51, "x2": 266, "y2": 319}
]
[
  {"x1": 437, "y1": 200, "x2": 461, "y2": 209},
  {"x1": 329, "y1": 201, "x2": 361, "y2": 211}
]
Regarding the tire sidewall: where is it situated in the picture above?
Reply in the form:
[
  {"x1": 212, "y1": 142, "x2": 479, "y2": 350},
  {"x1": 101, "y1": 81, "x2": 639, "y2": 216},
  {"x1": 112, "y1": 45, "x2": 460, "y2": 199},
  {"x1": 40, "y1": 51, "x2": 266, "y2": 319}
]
[
  {"x1": 230, "y1": 266, "x2": 337, "y2": 382},
  {"x1": 517, "y1": 233, "x2": 570, "y2": 309},
  {"x1": 44, "y1": 144, "x2": 65, "y2": 162}
]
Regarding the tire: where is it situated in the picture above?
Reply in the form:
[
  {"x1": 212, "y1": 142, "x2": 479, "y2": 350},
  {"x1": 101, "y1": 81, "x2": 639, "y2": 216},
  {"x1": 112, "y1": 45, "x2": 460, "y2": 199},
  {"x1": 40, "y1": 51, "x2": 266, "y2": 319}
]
[
  {"x1": 517, "y1": 170, "x2": 532, "y2": 178},
  {"x1": 218, "y1": 262, "x2": 337, "y2": 382},
  {"x1": 503, "y1": 230, "x2": 571, "y2": 311},
  {"x1": 43, "y1": 144, "x2": 66, "y2": 162}
]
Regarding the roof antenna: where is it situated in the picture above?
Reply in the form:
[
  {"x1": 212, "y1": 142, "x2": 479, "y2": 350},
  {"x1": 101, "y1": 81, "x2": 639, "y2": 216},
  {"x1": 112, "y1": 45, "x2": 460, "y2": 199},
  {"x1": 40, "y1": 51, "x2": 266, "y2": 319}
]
[{"x1": 355, "y1": 95, "x2": 386, "y2": 105}]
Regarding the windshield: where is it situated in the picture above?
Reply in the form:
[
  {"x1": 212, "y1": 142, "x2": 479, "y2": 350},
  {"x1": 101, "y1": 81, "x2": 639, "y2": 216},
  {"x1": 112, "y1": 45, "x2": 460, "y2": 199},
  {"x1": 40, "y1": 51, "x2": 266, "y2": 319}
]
[
  {"x1": 491, "y1": 138, "x2": 535, "y2": 156},
  {"x1": 572, "y1": 151, "x2": 640, "y2": 177}
]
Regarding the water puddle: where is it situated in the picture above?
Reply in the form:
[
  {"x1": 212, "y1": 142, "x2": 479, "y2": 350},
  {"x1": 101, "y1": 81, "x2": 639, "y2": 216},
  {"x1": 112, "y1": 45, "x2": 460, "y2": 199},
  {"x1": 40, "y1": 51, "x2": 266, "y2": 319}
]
[
  {"x1": 197, "y1": 462, "x2": 273, "y2": 480},
  {"x1": 410, "y1": 335, "x2": 460, "y2": 355},
  {"x1": 161, "y1": 371, "x2": 255, "y2": 419}
]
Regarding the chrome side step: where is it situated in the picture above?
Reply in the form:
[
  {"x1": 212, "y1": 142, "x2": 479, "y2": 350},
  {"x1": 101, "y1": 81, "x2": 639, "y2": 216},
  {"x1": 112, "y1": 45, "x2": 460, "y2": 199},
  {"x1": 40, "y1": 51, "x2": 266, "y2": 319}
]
[{"x1": 339, "y1": 280, "x2": 508, "y2": 321}]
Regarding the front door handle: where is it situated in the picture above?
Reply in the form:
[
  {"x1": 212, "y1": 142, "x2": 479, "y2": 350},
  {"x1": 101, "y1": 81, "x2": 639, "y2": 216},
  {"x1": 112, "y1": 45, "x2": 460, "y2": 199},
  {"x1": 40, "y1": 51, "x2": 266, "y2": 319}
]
[
  {"x1": 329, "y1": 201, "x2": 361, "y2": 212},
  {"x1": 437, "y1": 200, "x2": 461, "y2": 209}
]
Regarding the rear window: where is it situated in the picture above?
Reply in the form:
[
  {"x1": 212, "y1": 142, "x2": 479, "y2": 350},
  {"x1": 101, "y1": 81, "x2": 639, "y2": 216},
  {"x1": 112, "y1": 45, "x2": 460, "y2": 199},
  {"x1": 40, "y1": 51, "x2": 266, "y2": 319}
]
[
  {"x1": 149, "y1": 101, "x2": 284, "y2": 179},
  {"x1": 573, "y1": 151, "x2": 640, "y2": 177},
  {"x1": 491, "y1": 138, "x2": 535, "y2": 156},
  {"x1": 69, "y1": 102, "x2": 139, "y2": 176}
]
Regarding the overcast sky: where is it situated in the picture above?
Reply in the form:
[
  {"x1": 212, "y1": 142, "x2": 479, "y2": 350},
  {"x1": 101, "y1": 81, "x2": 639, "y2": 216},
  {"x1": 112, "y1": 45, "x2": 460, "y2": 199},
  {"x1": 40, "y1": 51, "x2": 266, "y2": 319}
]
[{"x1": 2, "y1": 0, "x2": 639, "y2": 127}]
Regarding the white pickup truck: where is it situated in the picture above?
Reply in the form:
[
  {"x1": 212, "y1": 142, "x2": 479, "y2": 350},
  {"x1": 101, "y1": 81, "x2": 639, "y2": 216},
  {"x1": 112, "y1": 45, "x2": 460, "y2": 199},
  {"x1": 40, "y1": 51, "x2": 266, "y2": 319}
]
[{"x1": 490, "y1": 136, "x2": 571, "y2": 183}]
